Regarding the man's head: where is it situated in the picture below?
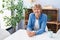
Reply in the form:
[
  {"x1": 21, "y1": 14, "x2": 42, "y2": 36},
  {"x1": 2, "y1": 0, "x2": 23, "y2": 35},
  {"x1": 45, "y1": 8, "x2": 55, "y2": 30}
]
[{"x1": 32, "y1": 4, "x2": 42, "y2": 18}]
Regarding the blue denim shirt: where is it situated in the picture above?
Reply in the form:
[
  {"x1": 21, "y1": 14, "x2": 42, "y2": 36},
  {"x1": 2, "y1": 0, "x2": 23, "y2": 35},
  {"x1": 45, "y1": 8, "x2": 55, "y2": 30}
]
[{"x1": 27, "y1": 13, "x2": 47, "y2": 35}]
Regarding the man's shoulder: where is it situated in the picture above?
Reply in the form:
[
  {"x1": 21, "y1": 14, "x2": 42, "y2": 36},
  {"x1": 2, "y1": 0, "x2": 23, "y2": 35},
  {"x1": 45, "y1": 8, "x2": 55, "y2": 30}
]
[{"x1": 29, "y1": 13, "x2": 35, "y2": 17}]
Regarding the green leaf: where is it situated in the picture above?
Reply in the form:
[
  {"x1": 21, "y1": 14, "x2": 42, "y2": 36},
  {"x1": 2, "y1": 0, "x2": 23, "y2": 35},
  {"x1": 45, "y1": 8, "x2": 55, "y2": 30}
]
[{"x1": 3, "y1": 0, "x2": 24, "y2": 28}]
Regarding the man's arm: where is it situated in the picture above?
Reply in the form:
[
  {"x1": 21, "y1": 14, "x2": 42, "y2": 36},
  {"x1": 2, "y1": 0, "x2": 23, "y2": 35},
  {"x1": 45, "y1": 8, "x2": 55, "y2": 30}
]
[
  {"x1": 26, "y1": 13, "x2": 35, "y2": 37},
  {"x1": 27, "y1": 13, "x2": 32, "y2": 31}
]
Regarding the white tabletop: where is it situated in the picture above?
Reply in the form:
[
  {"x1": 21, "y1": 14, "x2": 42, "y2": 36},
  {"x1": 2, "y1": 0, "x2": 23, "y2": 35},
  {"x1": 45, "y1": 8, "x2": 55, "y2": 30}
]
[{"x1": 4, "y1": 29, "x2": 58, "y2": 40}]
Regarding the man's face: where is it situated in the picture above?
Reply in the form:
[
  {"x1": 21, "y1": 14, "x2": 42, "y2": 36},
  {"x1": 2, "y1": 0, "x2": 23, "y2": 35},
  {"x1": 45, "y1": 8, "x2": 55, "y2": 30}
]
[{"x1": 32, "y1": 6, "x2": 42, "y2": 16}]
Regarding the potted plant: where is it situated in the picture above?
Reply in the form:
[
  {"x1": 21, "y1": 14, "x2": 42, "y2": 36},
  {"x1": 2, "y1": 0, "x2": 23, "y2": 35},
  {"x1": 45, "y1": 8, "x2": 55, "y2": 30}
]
[{"x1": 3, "y1": 0, "x2": 24, "y2": 32}]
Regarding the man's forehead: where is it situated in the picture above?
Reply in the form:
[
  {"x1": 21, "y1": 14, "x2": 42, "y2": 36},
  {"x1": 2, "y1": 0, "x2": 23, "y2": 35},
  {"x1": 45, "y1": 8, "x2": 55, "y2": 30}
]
[{"x1": 32, "y1": 4, "x2": 41, "y2": 9}]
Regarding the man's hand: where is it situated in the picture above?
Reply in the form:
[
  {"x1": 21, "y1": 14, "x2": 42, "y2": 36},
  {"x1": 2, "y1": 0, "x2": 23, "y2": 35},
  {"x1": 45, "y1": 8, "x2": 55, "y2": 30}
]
[{"x1": 26, "y1": 30, "x2": 35, "y2": 37}]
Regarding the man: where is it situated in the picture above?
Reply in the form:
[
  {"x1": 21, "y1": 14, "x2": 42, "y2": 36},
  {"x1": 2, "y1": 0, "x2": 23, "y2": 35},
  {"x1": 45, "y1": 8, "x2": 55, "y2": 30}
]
[{"x1": 26, "y1": 4, "x2": 47, "y2": 37}]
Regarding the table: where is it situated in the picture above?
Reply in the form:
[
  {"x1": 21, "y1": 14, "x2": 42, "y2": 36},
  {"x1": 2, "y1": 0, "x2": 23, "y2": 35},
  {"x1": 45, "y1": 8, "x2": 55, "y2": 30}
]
[{"x1": 4, "y1": 29, "x2": 58, "y2": 40}]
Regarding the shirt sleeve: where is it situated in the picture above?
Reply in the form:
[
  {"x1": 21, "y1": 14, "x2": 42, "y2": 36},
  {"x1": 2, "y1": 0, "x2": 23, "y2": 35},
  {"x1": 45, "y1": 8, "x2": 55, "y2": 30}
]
[
  {"x1": 35, "y1": 15, "x2": 47, "y2": 35},
  {"x1": 27, "y1": 14, "x2": 32, "y2": 31}
]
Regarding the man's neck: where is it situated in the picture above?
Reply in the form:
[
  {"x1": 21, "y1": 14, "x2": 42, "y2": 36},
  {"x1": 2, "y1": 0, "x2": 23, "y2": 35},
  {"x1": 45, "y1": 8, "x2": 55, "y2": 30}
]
[{"x1": 35, "y1": 15, "x2": 40, "y2": 19}]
